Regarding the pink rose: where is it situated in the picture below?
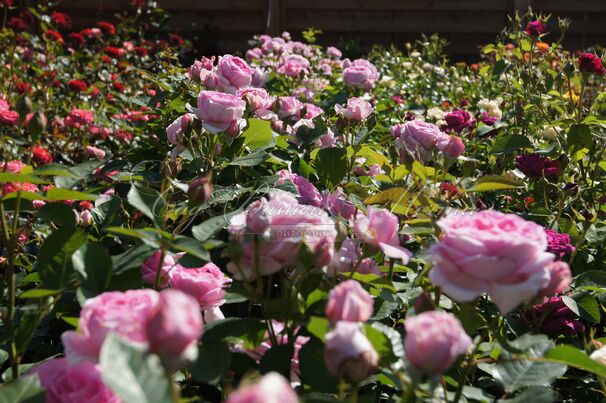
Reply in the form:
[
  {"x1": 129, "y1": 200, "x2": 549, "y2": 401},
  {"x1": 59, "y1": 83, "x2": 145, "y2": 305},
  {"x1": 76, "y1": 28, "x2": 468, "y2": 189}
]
[
  {"x1": 327, "y1": 46, "x2": 342, "y2": 59},
  {"x1": 225, "y1": 372, "x2": 298, "y2": 403},
  {"x1": 392, "y1": 120, "x2": 449, "y2": 161},
  {"x1": 315, "y1": 128, "x2": 336, "y2": 148},
  {"x1": 539, "y1": 261, "x2": 572, "y2": 298},
  {"x1": 84, "y1": 145, "x2": 105, "y2": 159},
  {"x1": 189, "y1": 56, "x2": 215, "y2": 80},
  {"x1": 275, "y1": 170, "x2": 323, "y2": 206},
  {"x1": 324, "y1": 322, "x2": 378, "y2": 383},
  {"x1": 166, "y1": 113, "x2": 194, "y2": 145},
  {"x1": 145, "y1": 289, "x2": 203, "y2": 368},
  {"x1": 245, "y1": 47, "x2": 263, "y2": 62},
  {"x1": 404, "y1": 311, "x2": 472, "y2": 374},
  {"x1": 343, "y1": 66, "x2": 375, "y2": 90},
  {"x1": 191, "y1": 90, "x2": 245, "y2": 134},
  {"x1": 353, "y1": 207, "x2": 412, "y2": 261},
  {"x1": 66, "y1": 108, "x2": 94, "y2": 128},
  {"x1": 217, "y1": 55, "x2": 253, "y2": 93},
  {"x1": 252, "y1": 68, "x2": 270, "y2": 87},
  {"x1": 29, "y1": 358, "x2": 121, "y2": 403},
  {"x1": 277, "y1": 54, "x2": 310, "y2": 77},
  {"x1": 326, "y1": 280, "x2": 373, "y2": 324},
  {"x1": 237, "y1": 87, "x2": 275, "y2": 112},
  {"x1": 335, "y1": 97, "x2": 373, "y2": 121},
  {"x1": 168, "y1": 262, "x2": 231, "y2": 310},
  {"x1": 261, "y1": 37, "x2": 286, "y2": 54},
  {"x1": 0, "y1": 109, "x2": 18, "y2": 125},
  {"x1": 437, "y1": 135, "x2": 465, "y2": 158},
  {"x1": 428, "y1": 210, "x2": 555, "y2": 313},
  {"x1": 62, "y1": 290, "x2": 159, "y2": 362},
  {"x1": 140, "y1": 251, "x2": 184, "y2": 287},
  {"x1": 277, "y1": 96, "x2": 303, "y2": 119}
]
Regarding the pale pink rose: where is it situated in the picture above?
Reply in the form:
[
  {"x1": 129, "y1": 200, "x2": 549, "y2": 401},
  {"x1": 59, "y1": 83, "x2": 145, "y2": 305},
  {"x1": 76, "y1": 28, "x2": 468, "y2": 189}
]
[
  {"x1": 166, "y1": 113, "x2": 194, "y2": 145},
  {"x1": 145, "y1": 289, "x2": 203, "y2": 368},
  {"x1": 84, "y1": 145, "x2": 105, "y2": 159},
  {"x1": 191, "y1": 90, "x2": 245, "y2": 134},
  {"x1": 237, "y1": 87, "x2": 275, "y2": 112},
  {"x1": 261, "y1": 37, "x2": 286, "y2": 54},
  {"x1": 0, "y1": 160, "x2": 26, "y2": 173},
  {"x1": 275, "y1": 169, "x2": 323, "y2": 206},
  {"x1": 302, "y1": 103, "x2": 323, "y2": 120},
  {"x1": 277, "y1": 54, "x2": 310, "y2": 77},
  {"x1": 353, "y1": 207, "x2": 412, "y2": 262},
  {"x1": 437, "y1": 135, "x2": 465, "y2": 158},
  {"x1": 324, "y1": 322, "x2": 378, "y2": 383},
  {"x1": 539, "y1": 261, "x2": 572, "y2": 298},
  {"x1": 335, "y1": 97, "x2": 373, "y2": 121},
  {"x1": 343, "y1": 65, "x2": 375, "y2": 90},
  {"x1": 326, "y1": 280, "x2": 374, "y2": 324},
  {"x1": 189, "y1": 57, "x2": 214, "y2": 80},
  {"x1": 29, "y1": 358, "x2": 121, "y2": 403},
  {"x1": 168, "y1": 262, "x2": 231, "y2": 310},
  {"x1": 225, "y1": 372, "x2": 298, "y2": 403},
  {"x1": 252, "y1": 68, "x2": 270, "y2": 87},
  {"x1": 404, "y1": 311, "x2": 472, "y2": 374},
  {"x1": 245, "y1": 47, "x2": 263, "y2": 62},
  {"x1": 391, "y1": 120, "x2": 450, "y2": 161},
  {"x1": 351, "y1": 59, "x2": 378, "y2": 81},
  {"x1": 140, "y1": 251, "x2": 184, "y2": 287},
  {"x1": 428, "y1": 210, "x2": 555, "y2": 313},
  {"x1": 200, "y1": 69, "x2": 220, "y2": 89},
  {"x1": 216, "y1": 55, "x2": 253, "y2": 93},
  {"x1": 277, "y1": 96, "x2": 303, "y2": 119},
  {"x1": 327, "y1": 46, "x2": 342, "y2": 59},
  {"x1": 203, "y1": 306, "x2": 225, "y2": 323},
  {"x1": 315, "y1": 128, "x2": 336, "y2": 148},
  {"x1": 322, "y1": 189, "x2": 356, "y2": 219},
  {"x1": 62, "y1": 290, "x2": 159, "y2": 362},
  {"x1": 80, "y1": 210, "x2": 93, "y2": 226}
]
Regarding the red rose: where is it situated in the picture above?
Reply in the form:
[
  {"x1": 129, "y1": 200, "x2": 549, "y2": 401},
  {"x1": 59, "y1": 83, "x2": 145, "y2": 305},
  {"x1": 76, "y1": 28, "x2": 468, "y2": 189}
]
[
  {"x1": 103, "y1": 46, "x2": 126, "y2": 58},
  {"x1": 113, "y1": 81, "x2": 126, "y2": 92},
  {"x1": 133, "y1": 46, "x2": 148, "y2": 57},
  {"x1": 68, "y1": 79, "x2": 88, "y2": 92},
  {"x1": 525, "y1": 20, "x2": 547, "y2": 37},
  {"x1": 68, "y1": 32, "x2": 85, "y2": 46},
  {"x1": 7, "y1": 17, "x2": 27, "y2": 32},
  {"x1": 16, "y1": 82, "x2": 32, "y2": 94},
  {"x1": 32, "y1": 146, "x2": 53, "y2": 165},
  {"x1": 1, "y1": 0, "x2": 13, "y2": 7},
  {"x1": 97, "y1": 21, "x2": 116, "y2": 35},
  {"x1": 51, "y1": 11, "x2": 72, "y2": 29},
  {"x1": 579, "y1": 53, "x2": 606, "y2": 75},
  {"x1": 44, "y1": 30, "x2": 64, "y2": 43},
  {"x1": 169, "y1": 34, "x2": 184, "y2": 47}
]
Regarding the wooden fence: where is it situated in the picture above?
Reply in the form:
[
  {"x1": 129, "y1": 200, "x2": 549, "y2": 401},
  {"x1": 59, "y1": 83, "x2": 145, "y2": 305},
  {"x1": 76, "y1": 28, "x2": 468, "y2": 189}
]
[{"x1": 49, "y1": 0, "x2": 606, "y2": 59}]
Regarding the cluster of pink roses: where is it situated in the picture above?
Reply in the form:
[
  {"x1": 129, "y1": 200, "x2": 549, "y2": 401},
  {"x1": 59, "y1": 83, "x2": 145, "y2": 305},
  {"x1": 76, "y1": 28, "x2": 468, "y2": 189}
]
[{"x1": 391, "y1": 119, "x2": 465, "y2": 162}]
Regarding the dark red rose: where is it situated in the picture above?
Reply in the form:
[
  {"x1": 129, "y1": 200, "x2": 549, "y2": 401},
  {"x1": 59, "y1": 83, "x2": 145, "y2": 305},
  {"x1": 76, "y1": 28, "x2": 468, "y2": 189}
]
[
  {"x1": 132, "y1": 0, "x2": 146, "y2": 7},
  {"x1": 439, "y1": 181, "x2": 458, "y2": 198},
  {"x1": 68, "y1": 80, "x2": 88, "y2": 92},
  {"x1": 133, "y1": 46, "x2": 148, "y2": 57},
  {"x1": 114, "y1": 130, "x2": 133, "y2": 143},
  {"x1": 1, "y1": 0, "x2": 13, "y2": 7},
  {"x1": 578, "y1": 53, "x2": 606, "y2": 75},
  {"x1": 32, "y1": 146, "x2": 53, "y2": 165},
  {"x1": 523, "y1": 297, "x2": 584, "y2": 337},
  {"x1": 79, "y1": 200, "x2": 94, "y2": 210},
  {"x1": 169, "y1": 33, "x2": 184, "y2": 47},
  {"x1": 51, "y1": 11, "x2": 72, "y2": 29},
  {"x1": 543, "y1": 158, "x2": 562, "y2": 176},
  {"x1": 19, "y1": 11, "x2": 33, "y2": 24},
  {"x1": 15, "y1": 82, "x2": 32, "y2": 94},
  {"x1": 515, "y1": 153, "x2": 545, "y2": 178},
  {"x1": 525, "y1": 20, "x2": 547, "y2": 37},
  {"x1": 44, "y1": 30, "x2": 64, "y2": 43},
  {"x1": 104, "y1": 46, "x2": 126, "y2": 58},
  {"x1": 68, "y1": 32, "x2": 86, "y2": 46},
  {"x1": 112, "y1": 81, "x2": 126, "y2": 92},
  {"x1": 7, "y1": 17, "x2": 28, "y2": 32},
  {"x1": 97, "y1": 21, "x2": 116, "y2": 35},
  {"x1": 444, "y1": 110, "x2": 474, "y2": 133}
]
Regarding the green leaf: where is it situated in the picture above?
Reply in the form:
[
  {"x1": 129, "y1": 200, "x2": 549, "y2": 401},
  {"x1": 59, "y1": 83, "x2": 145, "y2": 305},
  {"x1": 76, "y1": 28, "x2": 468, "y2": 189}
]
[
  {"x1": 575, "y1": 270, "x2": 606, "y2": 289},
  {"x1": 307, "y1": 316, "x2": 330, "y2": 342},
  {"x1": 35, "y1": 227, "x2": 87, "y2": 289},
  {"x1": 465, "y1": 176, "x2": 525, "y2": 192},
  {"x1": 46, "y1": 188, "x2": 98, "y2": 201},
  {"x1": 564, "y1": 293, "x2": 600, "y2": 323},
  {"x1": 0, "y1": 172, "x2": 46, "y2": 184},
  {"x1": 299, "y1": 339, "x2": 338, "y2": 393},
  {"x1": 491, "y1": 134, "x2": 532, "y2": 154},
  {"x1": 33, "y1": 164, "x2": 73, "y2": 177},
  {"x1": 169, "y1": 236, "x2": 209, "y2": 262},
  {"x1": 567, "y1": 124, "x2": 593, "y2": 152},
  {"x1": 127, "y1": 185, "x2": 165, "y2": 225},
  {"x1": 37, "y1": 203, "x2": 76, "y2": 227},
  {"x1": 202, "y1": 318, "x2": 266, "y2": 350},
  {"x1": 19, "y1": 289, "x2": 58, "y2": 299},
  {"x1": 72, "y1": 243, "x2": 114, "y2": 296},
  {"x1": 259, "y1": 344, "x2": 294, "y2": 378},
  {"x1": 191, "y1": 341, "x2": 231, "y2": 384},
  {"x1": 242, "y1": 118, "x2": 275, "y2": 149},
  {"x1": 497, "y1": 386, "x2": 559, "y2": 403},
  {"x1": 544, "y1": 345, "x2": 606, "y2": 377},
  {"x1": 100, "y1": 334, "x2": 172, "y2": 403},
  {"x1": 191, "y1": 214, "x2": 232, "y2": 242},
  {"x1": 315, "y1": 148, "x2": 347, "y2": 187},
  {"x1": 0, "y1": 374, "x2": 45, "y2": 403},
  {"x1": 228, "y1": 150, "x2": 269, "y2": 166}
]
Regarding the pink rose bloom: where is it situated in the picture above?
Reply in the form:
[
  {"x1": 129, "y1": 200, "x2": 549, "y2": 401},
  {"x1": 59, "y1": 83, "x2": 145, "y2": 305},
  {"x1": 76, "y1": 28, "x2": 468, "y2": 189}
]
[
  {"x1": 261, "y1": 37, "x2": 286, "y2": 54},
  {"x1": 428, "y1": 210, "x2": 555, "y2": 313},
  {"x1": 252, "y1": 68, "x2": 270, "y2": 87},
  {"x1": 335, "y1": 97, "x2": 373, "y2": 121},
  {"x1": 437, "y1": 135, "x2": 465, "y2": 158},
  {"x1": 392, "y1": 120, "x2": 450, "y2": 161},
  {"x1": 353, "y1": 206, "x2": 412, "y2": 262},
  {"x1": 145, "y1": 289, "x2": 203, "y2": 368},
  {"x1": 0, "y1": 160, "x2": 26, "y2": 173},
  {"x1": 326, "y1": 280, "x2": 374, "y2": 324},
  {"x1": 245, "y1": 47, "x2": 263, "y2": 62},
  {"x1": 200, "y1": 68, "x2": 220, "y2": 89},
  {"x1": 84, "y1": 145, "x2": 105, "y2": 159},
  {"x1": 539, "y1": 261, "x2": 572, "y2": 298},
  {"x1": 188, "y1": 56, "x2": 215, "y2": 80},
  {"x1": 217, "y1": 55, "x2": 253, "y2": 93},
  {"x1": 277, "y1": 54, "x2": 310, "y2": 77},
  {"x1": 140, "y1": 251, "x2": 184, "y2": 287},
  {"x1": 322, "y1": 188, "x2": 356, "y2": 219},
  {"x1": 225, "y1": 372, "x2": 298, "y2": 403},
  {"x1": 327, "y1": 46, "x2": 342, "y2": 59},
  {"x1": 343, "y1": 65, "x2": 376, "y2": 90},
  {"x1": 324, "y1": 322, "x2": 378, "y2": 383},
  {"x1": 168, "y1": 262, "x2": 231, "y2": 310},
  {"x1": 315, "y1": 128, "x2": 336, "y2": 148},
  {"x1": 0, "y1": 109, "x2": 18, "y2": 125},
  {"x1": 404, "y1": 311, "x2": 472, "y2": 374},
  {"x1": 66, "y1": 108, "x2": 94, "y2": 128},
  {"x1": 166, "y1": 113, "x2": 194, "y2": 145},
  {"x1": 351, "y1": 59, "x2": 378, "y2": 80},
  {"x1": 275, "y1": 169, "x2": 323, "y2": 206},
  {"x1": 302, "y1": 103, "x2": 323, "y2": 120},
  {"x1": 237, "y1": 87, "x2": 275, "y2": 112},
  {"x1": 62, "y1": 290, "x2": 159, "y2": 362},
  {"x1": 29, "y1": 358, "x2": 121, "y2": 403},
  {"x1": 191, "y1": 90, "x2": 245, "y2": 134},
  {"x1": 277, "y1": 96, "x2": 303, "y2": 119}
]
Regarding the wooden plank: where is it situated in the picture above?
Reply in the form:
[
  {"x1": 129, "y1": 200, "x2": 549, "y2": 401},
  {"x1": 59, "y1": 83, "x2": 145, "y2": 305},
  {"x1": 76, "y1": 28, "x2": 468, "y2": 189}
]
[
  {"x1": 58, "y1": 0, "x2": 265, "y2": 11},
  {"x1": 532, "y1": 0, "x2": 606, "y2": 12},
  {"x1": 285, "y1": 0, "x2": 510, "y2": 11}
]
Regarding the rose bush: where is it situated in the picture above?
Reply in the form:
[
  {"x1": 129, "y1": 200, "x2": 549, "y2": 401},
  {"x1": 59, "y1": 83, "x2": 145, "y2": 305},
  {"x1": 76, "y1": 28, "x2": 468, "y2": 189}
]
[{"x1": 1, "y1": 3, "x2": 606, "y2": 403}]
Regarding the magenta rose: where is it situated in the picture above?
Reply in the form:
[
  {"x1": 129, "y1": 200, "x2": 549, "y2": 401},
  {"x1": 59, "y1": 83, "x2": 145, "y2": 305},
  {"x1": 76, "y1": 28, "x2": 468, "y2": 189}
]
[
  {"x1": 428, "y1": 210, "x2": 556, "y2": 313},
  {"x1": 525, "y1": 20, "x2": 547, "y2": 37},
  {"x1": 168, "y1": 262, "x2": 231, "y2": 310},
  {"x1": 0, "y1": 109, "x2": 18, "y2": 125},
  {"x1": 335, "y1": 97, "x2": 373, "y2": 121},
  {"x1": 29, "y1": 358, "x2": 120, "y2": 403},
  {"x1": 62, "y1": 290, "x2": 159, "y2": 362},
  {"x1": 225, "y1": 372, "x2": 298, "y2": 403},
  {"x1": 145, "y1": 289, "x2": 203, "y2": 368},
  {"x1": 216, "y1": 55, "x2": 253, "y2": 93},
  {"x1": 353, "y1": 206, "x2": 412, "y2": 261},
  {"x1": 325, "y1": 280, "x2": 374, "y2": 324},
  {"x1": 444, "y1": 110, "x2": 474, "y2": 133},
  {"x1": 579, "y1": 52, "x2": 606, "y2": 75},
  {"x1": 404, "y1": 311, "x2": 472, "y2": 374},
  {"x1": 324, "y1": 322, "x2": 378, "y2": 383},
  {"x1": 191, "y1": 90, "x2": 245, "y2": 134}
]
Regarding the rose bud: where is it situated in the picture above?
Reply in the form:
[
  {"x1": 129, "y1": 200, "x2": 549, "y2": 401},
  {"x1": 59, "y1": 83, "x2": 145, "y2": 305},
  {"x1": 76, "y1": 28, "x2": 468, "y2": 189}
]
[
  {"x1": 538, "y1": 261, "x2": 572, "y2": 298},
  {"x1": 324, "y1": 322, "x2": 378, "y2": 383},
  {"x1": 187, "y1": 175, "x2": 213, "y2": 203},
  {"x1": 28, "y1": 111, "x2": 47, "y2": 138},
  {"x1": 145, "y1": 289, "x2": 203, "y2": 370},
  {"x1": 404, "y1": 311, "x2": 472, "y2": 374},
  {"x1": 16, "y1": 95, "x2": 33, "y2": 120},
  {"x1": 225, "y1": 372, "x2": 299, "y2": 403},
  {"x1": 79, "y1": 210, "x2": 93, "y2": 226},
  {"x1": 325, "y1": 280, "x2": 374, "y2": 324}
]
